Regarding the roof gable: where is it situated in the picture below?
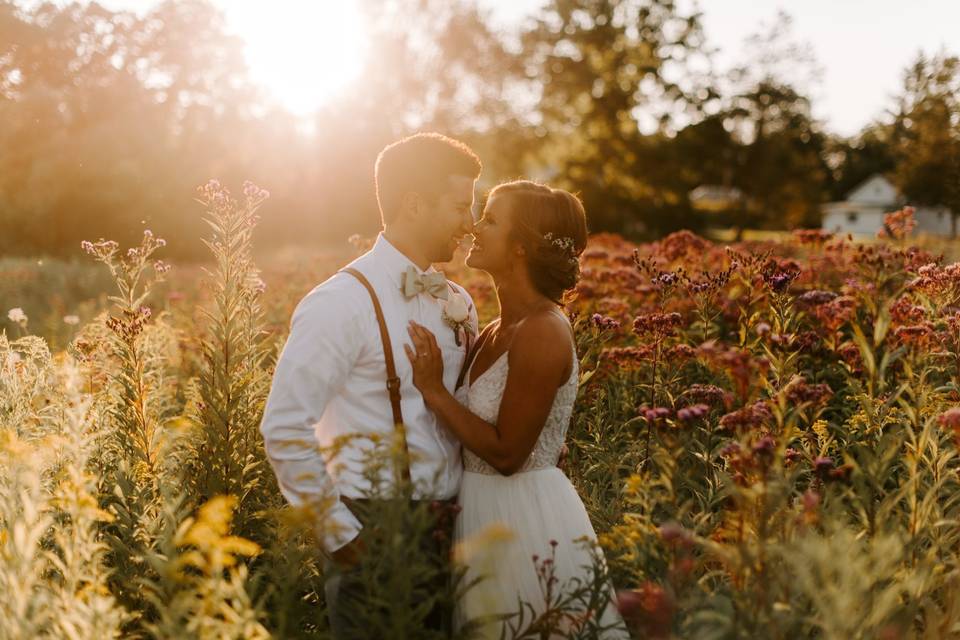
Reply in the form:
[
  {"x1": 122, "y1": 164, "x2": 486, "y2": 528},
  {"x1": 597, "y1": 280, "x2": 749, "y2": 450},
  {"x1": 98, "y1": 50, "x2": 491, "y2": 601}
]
[{"x1": 847, "y1": 175, "x2": 899, "y2": 206}]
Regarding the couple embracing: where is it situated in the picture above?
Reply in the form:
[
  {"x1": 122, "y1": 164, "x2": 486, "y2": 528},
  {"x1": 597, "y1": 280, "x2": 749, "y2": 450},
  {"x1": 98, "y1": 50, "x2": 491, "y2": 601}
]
[{"x1": 259, "y1": 133, "x2": 628, "y2": 638}]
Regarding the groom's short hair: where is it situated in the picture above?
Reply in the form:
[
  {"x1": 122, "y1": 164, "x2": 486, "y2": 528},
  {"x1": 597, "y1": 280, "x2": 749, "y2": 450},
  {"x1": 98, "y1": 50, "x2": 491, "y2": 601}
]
[{"x1": 375, "y1": 133, "x2": 482, "y2": 224}]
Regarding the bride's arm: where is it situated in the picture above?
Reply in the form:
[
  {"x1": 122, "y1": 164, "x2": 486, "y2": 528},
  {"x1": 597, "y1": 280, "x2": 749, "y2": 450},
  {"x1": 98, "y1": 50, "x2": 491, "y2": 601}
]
[{"x1": 405, "y1": 314, "x2": 573, "y2": 476}]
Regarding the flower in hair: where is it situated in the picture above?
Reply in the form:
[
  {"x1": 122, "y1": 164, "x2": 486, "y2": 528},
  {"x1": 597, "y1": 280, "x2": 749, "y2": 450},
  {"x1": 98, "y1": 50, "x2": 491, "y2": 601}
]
[{"x1": 543, "y1": 232, "x2": 579, "y2": 266}]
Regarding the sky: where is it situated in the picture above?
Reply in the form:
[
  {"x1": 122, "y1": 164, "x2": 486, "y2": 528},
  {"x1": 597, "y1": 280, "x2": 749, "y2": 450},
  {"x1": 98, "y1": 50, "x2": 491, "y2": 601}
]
[
  {"x1": 691, "y1": 0, "x2": 960, "y2": 136},
  {"x1": 50, "y1": 0, "x2": 960, "y2": 137},
  {"x1": 495, "y1": 0, "x2": 960, "y2": 136}
]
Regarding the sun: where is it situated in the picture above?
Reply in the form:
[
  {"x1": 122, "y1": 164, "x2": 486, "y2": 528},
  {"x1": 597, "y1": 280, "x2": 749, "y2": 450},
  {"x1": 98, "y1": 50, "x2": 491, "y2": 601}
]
[{"x1": 227, "y1": 2, "x2": 367, "y2": 116}]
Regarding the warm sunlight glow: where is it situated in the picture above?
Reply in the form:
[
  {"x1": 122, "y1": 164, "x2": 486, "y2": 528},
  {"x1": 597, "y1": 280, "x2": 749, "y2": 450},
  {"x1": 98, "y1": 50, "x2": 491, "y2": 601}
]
[{"x1": 228, "y1": 2, "x2": 367, "y2": 115}]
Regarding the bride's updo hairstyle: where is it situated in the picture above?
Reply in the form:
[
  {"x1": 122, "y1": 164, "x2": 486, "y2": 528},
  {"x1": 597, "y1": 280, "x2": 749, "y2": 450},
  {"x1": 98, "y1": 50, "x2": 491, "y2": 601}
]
[{"x1": 490, "y1": 180, "x2": 588, "y2": 304}]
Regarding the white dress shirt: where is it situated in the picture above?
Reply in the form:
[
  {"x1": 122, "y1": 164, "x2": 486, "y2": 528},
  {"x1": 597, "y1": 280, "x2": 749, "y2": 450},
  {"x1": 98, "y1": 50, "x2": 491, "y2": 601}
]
[{"x1": 260, "y1": 234, "x2": 477, "y2": 553}]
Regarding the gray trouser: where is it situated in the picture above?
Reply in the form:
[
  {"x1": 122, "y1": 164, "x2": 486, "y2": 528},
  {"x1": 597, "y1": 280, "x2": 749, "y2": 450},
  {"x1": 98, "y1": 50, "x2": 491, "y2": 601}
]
[
  {"x1": 322, "y1": 499, "x2": 456, "y2": 639},
  {"x1": 324, "y1": 565, "x2": 362, "y2": 639}
]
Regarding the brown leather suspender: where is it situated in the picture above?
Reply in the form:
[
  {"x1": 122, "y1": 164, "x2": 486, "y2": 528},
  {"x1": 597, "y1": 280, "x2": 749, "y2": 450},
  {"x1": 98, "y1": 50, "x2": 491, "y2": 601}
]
[
  {"x1": 341, "y1": 268, "x2": 411, "y2": 484},
  {"x1": 456, "y1": 324, "x2": 489, "y2": 390}
]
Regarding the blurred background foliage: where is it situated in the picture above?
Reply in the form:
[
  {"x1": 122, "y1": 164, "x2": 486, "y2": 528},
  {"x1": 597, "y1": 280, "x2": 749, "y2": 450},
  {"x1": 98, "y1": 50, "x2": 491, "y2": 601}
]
[{"x1": 0, "y1": 0, "x2": 959, "y2": 260}]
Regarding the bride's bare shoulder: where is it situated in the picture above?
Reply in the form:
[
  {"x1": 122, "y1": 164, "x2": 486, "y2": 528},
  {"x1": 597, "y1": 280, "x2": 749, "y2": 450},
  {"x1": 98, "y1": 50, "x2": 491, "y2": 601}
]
[
  {"x1": 519, "y1": 308, "x2": 572, "y2": 339},
  {"x1": 509, "y1": 310, "x2": 574, "y2": 365}
]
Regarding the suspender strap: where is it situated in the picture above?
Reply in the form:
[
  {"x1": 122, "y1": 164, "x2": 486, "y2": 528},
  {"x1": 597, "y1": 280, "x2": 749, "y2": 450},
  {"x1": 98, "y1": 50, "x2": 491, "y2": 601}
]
[
  {"x1": 457, "y1": 324, "x2": 489, "y2": 390},
  {"x1": 340, "y1": 268, "x2": 411, "y2": 484},
  {"x1": 447, "y1": 282, "x2": 477, "y2": 387}
]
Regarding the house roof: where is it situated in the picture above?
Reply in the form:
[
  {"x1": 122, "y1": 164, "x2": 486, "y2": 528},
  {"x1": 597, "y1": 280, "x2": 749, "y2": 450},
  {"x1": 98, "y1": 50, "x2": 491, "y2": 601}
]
[{"x1": 844, "y1": 174, "x2": 899, "y2": 207}]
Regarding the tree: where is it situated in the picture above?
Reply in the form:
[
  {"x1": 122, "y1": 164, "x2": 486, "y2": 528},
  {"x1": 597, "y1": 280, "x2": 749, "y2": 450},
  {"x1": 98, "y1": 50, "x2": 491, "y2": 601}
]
[
  {"x1": 292, "y1": 0, "x2": 528, "y2": 244},
  {"x1": 718, "y1": 12, "x2": 829, "y2": 234},
  {"x1": 0, "y1": 0, "x2": 263, "y2": 258},
  {"x1": 0, "y1": 0, "x2": 537, "y2": 257},
  {"x1": 723, "y1": 81, "x2": 828, "y2": 232},
  {"x1": 888, "y1": 52, "x2": 960, "y2": 218},
  {"x1": 518, "y1": 0, "x2": 716, "y2": 234}
]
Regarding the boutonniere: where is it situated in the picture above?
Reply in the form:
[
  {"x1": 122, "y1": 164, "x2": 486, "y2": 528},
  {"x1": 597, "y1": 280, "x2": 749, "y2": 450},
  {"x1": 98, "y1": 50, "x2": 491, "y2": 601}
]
[{"x1": 441, "y1": 292, "x2": 473, "y2": 347}]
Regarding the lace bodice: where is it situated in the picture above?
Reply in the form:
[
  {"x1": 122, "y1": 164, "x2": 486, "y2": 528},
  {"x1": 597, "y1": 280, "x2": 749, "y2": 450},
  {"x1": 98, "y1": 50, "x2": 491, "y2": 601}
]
[{"x1": 454, "y1": 348, "x2": 579, "y2": 475}]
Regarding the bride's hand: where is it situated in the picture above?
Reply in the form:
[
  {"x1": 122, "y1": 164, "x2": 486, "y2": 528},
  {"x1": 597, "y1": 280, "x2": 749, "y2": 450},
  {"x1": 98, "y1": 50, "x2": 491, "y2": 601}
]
[{"x1": 404, "y1": 321, "x2": 446, "y2": 402}]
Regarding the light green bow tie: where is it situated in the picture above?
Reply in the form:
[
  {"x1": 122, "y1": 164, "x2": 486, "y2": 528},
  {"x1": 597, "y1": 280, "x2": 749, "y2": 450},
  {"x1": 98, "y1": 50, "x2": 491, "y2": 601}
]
[{"x1": 401, "y1": 265, "x2": 449, "y2": 300}]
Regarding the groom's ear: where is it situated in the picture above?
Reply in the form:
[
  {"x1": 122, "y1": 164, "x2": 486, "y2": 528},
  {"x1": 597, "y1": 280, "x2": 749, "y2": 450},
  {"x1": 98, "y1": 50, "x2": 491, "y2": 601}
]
[{"x1": 398, "y1": 191, "x2": 419, "y2": 221}]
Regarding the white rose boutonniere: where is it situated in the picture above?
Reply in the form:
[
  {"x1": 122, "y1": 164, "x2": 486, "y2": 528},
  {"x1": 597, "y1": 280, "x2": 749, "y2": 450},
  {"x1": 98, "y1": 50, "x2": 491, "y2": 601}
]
[{"x1": 441, "y1": 292, "x2": 472, "y2": 347}]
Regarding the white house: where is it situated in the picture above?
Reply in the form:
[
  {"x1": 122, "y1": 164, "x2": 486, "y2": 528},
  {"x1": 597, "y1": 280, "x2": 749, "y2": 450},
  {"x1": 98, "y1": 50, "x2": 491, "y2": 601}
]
[{"x1": 822, "y1": 174, "x2": 955, "y2": 237}]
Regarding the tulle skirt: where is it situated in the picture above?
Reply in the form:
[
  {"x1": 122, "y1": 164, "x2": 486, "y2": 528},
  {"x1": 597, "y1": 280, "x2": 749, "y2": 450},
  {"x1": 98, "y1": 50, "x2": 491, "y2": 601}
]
[{"x1": 454, "y1": 467, "x2": 628, "y2": 639}]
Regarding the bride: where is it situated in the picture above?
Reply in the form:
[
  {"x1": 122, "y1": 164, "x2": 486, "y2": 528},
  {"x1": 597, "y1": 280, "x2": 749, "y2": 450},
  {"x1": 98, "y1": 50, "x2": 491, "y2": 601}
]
[{"x1": 404, "y1": 180, "x2": 627, "y2": 638}]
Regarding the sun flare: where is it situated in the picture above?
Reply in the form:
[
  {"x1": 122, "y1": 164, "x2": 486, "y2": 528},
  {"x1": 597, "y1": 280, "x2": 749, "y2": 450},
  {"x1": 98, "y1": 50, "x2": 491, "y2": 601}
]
[{"x1": 228, "y1": 2, "x2": 367, "y2": 115}]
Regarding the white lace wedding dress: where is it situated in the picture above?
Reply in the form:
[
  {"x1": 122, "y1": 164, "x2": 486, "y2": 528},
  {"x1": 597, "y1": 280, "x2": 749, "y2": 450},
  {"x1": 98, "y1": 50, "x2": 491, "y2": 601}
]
[{"x1": 453, "y1": 348, "x2": 628, "y2": 638}]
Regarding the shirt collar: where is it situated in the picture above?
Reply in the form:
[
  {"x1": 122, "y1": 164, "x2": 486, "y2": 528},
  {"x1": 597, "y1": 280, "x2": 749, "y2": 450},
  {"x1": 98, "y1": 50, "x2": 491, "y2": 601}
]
[{"x1": 372, "y1": 233, "x2": 439, "y2": 289}]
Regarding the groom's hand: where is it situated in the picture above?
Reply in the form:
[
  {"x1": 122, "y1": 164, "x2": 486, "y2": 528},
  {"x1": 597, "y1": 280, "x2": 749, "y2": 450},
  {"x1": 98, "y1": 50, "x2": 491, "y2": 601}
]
[{"x1": 330, "y1": 535, "x2": 366, "y2": 568}]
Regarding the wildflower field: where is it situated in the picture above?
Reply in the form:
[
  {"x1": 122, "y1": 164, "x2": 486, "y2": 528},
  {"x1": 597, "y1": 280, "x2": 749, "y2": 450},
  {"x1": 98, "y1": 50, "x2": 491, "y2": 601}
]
[{"x1": 5, "y1": 183, "x2": 960, "y2": 639}]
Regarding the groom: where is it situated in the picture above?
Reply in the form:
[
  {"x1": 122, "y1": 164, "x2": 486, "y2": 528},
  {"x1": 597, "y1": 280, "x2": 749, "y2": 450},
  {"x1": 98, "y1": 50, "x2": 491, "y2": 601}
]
[{"x1": 259, "y1": 132, "x2": 481, "y2": 636}]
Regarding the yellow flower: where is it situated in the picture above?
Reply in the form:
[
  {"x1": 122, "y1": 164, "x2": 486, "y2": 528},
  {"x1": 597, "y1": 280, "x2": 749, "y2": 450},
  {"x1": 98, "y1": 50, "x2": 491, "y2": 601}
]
[
  {"x1": 0, "y1": 430, "x2": 31, "y2": 458},
  {"x1": 222, "y1": 535, "x2": 262, "y2": 558},
  {"x1": 811, "y1": 419, "x2": 829, "y2": 445},
  {"x1": 625, "y1": 474, "x2": 645, "y2": 496},
  {"x1": 453, "y1": 522, "x2": 515, "y2": 565},
  {"x1": 173, "y1": 495, "x2": 261, "y2": 576}
]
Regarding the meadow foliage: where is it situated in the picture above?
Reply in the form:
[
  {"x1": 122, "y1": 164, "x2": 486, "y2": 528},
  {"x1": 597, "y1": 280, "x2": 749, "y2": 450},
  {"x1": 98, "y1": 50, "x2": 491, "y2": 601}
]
[{"x1": 4, "y1": 189, "x2": 960, "y2": 638}]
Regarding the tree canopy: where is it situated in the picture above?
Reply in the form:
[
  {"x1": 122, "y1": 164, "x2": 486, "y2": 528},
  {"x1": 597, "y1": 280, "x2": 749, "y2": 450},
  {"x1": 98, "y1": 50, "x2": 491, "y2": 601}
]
[{"x1": 1, "y1": 0, "x2": 957, "y2": 257}]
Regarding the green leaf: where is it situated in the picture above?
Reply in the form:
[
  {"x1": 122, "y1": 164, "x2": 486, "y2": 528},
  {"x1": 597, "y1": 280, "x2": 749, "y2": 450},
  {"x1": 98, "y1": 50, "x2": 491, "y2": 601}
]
[
  {"x1": 873, "y1": 303, "x2": 892, "y2": 346},
  {"x1": 851, "y1": 322, "x2": 876, "y2": 381}
]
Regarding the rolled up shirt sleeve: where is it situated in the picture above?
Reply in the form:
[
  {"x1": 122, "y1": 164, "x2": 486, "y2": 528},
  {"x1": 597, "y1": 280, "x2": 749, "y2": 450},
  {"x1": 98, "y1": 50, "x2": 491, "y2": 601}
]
[{"x1": 260, "y1": 279, "x2": 364, "y2": 554}]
